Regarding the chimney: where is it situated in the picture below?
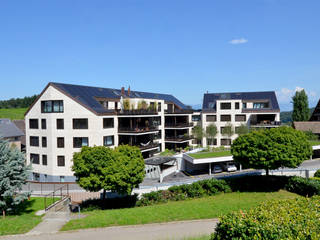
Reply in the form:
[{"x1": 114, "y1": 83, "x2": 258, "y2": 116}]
[
  {"x1": 121, "y1": 87, "x2": 125, "y2": 96},
  {"x1": 128, "y1": 86, "x2": 131, "y2": 96}
]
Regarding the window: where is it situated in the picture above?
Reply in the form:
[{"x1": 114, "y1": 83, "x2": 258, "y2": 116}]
[
  {"x1": 243, "y1": 103, "x2": 247, "y2": 109},
  {"x1": 158, "y1": 102, "x2": 161, "y2": 112},
  {"x1": 41, "y1": 100, "x2": 63, "y2": 113},
  {"x1": 73, "y1": 119, "x2": 88, "y2": 129},
  {"x1": 235, "y1": 115, "x2": 246, "y2": 122},
  {"x1": 30, "y1": 153, "x2": 39, "y2": 164},
  {"x1": 29, "y1": 119, "x2": 39, "y2": 129},
  {"x1": 220, "y1": 102, "x2": 231, "y2": 110},
  {"x1": 207, "y1": 138, "x2": 217, "y2": 146},
  {"x1": 42, "y1": 155, "x2": 47, "y2": 165},
  {"x1": 103, "y1": 136, "x2": 114, "y2": 146},
  {"x1": 57, "y1": 137, "x2": 64, "y2": 148},
  {"x1": 41, "y1": 119, "x2": 46, "y2": 129},
  {"x1": 60, "y1": 176, "x2": 65, "y2": 182},
  {"x1": 103, "y1": 118, "x2": 114, "y2": 128},
  {"x1": 208, "y1": 102, "x2": 215, "y2": 109},
  {"x1": 57, "y1": 119, "x2": 64, "y2": 129},
  {"x1": 33, "y1": 172, "x2": 40, "y2": 181},
  {"x1": 253, "y1": 102, "x2": 269, "y2": 109},
  {"x1": 57, "y1": 156, "x2": 65, "y2": 167},
  {"x1": 192, "y1": 115, "x2": 201, "y2": 121},
  {"x1": 235, "y1": 102, "x2": 240, "y2": 109},
  {"x1": 206, "y1": 115, "x2": 216, "y2": 122},
  {"x1": 42, "y1": 137, "x2": 47, "y2": 147},
  {"x1": 221, "y1": 139, "x2": 232, "y2": 146},
  {"x1": 30, "y1": 136, "x2": 39, "y2": 146},
  {"x1": 220, "y1": 115, "x2": 231, "y2": 121},
  {"x1": 73, "y1": 137, "x2": 89, "y2": 148}
]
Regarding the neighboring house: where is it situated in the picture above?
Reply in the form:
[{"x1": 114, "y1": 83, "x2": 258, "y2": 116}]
[
  {"x1": 13, "y1": 119, "x2": 26, "y2": 152},
  {"x1": 310, "y1": 99, "x2": 320, "y2": 121},
  {"x1": 293, "y1": 121, "x2": 320, "y2": 139},
  {"x1": 201, "y1": 91, "x2": 281, "y2": 147},
  {"x1": 25, "y1": 82, "x2": 194, "y2": 182},
  {"x1": 0, "y1": 118, "x2": 25, "y2": 151}
]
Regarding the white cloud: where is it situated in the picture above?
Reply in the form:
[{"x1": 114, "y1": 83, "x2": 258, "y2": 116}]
[
  {"x1": 229, "y1": 38, "x2": 248, "y2": 45},
  {"x1": 295, "y1": 86, "x2": 304, "y2": 92},
  {"x1": 276, "y1": 86, "x2": 317, "y2": 104}
]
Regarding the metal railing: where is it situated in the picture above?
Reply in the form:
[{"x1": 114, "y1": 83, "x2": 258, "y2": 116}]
[
  {"x1": 118, "y1": 126, "x2": 159, "y2": 133},
  {"x1": 165, "y1": 122, "x2": 193, "y2": 128},
  {"x1": 165, "y1": 135, "x2": 194, "y2": 142},
  {"x1": 44, "y1": 184, "x2": 69, "y2": 211},
  {"x1": 117, "y1": 109, "x2": 159, "y2": 115}
]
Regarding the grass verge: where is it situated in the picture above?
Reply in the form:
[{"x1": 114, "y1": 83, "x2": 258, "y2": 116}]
[
  {"x1": 61, "y1": 190, "x2": 297, "y2": 231},
  {"x1": 0, "y1": 197, "x2": 59, "y2": 236},
  {"x1": 188, "y1": 151, "x2": 231, "y2": 159},
  {"x1": 0, "y1": 108, "x2": 27, "y2": 120}
]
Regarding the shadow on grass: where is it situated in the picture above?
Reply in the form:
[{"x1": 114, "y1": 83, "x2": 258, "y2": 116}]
[{"x1": 7, "y1": 198, "x2": 36, "y2": 216}]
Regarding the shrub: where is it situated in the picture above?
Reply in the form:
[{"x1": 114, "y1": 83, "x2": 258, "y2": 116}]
[
  {"x1": 212, "y1": 196, "x2": 320, "y2": 240},
  {"x1": 314, "y1": 169, "x2": 320, "y2": 178},
  {"x1": 285, "y1": 176, "x2": 320, "y2": 197}
]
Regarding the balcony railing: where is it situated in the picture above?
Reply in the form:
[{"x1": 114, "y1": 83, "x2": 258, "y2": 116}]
[
  {"x1": 250, "y1": 121, "x2": 281, "y2": 127},
  {"x1": 139, "y1": 143, "x2": 160, "y2": 151},
  {"x1": 165, "y1": 135, "x2": 194, "y2": 142},
  {"x1": 165, "y1": 122, "x2": 193, "y2": 128},
  {"x1": 117, "y1": 109, "x2": 158, "y2": 115},
  {"x1": 165, "y1": 109, "x2": 194, "y2": 114},
  {"x1": 118, "y1": 126, "x2": 159, "y2": 133}
]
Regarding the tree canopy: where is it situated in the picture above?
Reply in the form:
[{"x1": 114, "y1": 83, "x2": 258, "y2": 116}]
[
  {"x1": 0, "y1": 139, "x2": 30, "y2": 217},
  {"x1": 206, "y1": 123, "x2": 218, "y2": 145},
  {"x1": 221, "y1": 122, "x2": 234, "y2": 138},
  {"x1": 0, "y1": 95, "x2": 38, "y2": 109},
  {"x1": 72, "y1": 145, "x2": 145, "y2": 197},
  {"x1": 292, "y1": 89, "x2": 310, "y2": 121},
  {"x1": 192, "y1": 125, "x2": 204, "y2": 145},
  {"x1": 231, "y1": 126, "x2": 312, "y2": 175}
]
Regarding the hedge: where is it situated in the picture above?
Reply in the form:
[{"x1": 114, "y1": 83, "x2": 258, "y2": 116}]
[
  {"x1": 314, "y1": 169, "x2": 320, "y2": 178},
  {"x1": 285, "y1": 176, "x2": 320, "y2": 197},
  {"x1": 211, "y1": 196, "x2": 320, "y2": 240}
]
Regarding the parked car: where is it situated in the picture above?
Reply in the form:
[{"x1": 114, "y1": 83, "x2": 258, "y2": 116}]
[
  {"x1": 212, "y1": 165, "x2": 223, "y2": 173},
  {"x1": 225, "y1": 164, "x2": 237, "y2": 172}
]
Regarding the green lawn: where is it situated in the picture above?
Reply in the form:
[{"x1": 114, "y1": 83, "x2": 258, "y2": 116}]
[
  {"x1": 309, "y1": 140, "x2": 320, "y2": 146},
  {"x1": 61, "y1": 190, "x2": 297, "y2": 231},
  {"x1": 0, "y1": 108, "x2": 27, "y2": 120},
  {"x1": 188, "y1": 151, "x2": 231, "y2": 159},
  {"x1": 0, "y1": 197, "x2": 59, "y2": 236}
]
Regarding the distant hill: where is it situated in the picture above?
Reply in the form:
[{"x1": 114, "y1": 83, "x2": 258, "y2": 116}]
[
  {"x1": 280, "y1": 107, "x2": 315, "y2": 123},
  {"x1": 0, "y1": 95, "x2": 38, "y2": 109}
]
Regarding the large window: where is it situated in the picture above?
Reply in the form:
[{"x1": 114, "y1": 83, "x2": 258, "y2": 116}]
[
  {"x1": 192, "y1": 115, "x2": 201, "y2": 121},
  {"x1": 57, "y1": 156, "x2": 65, "y2": 167},
  {"x1": 207, "y1": 138, "x2": 217, "y2": 146},
  {"x1": 221, "y1": 139, "x2": 232, "y2": 146},
  {"x1": 73, "y1": 137, "x2": 89, "y2": 148},
  {"x1": 103, "y1": 118, "x2": 114, "y2": 128},
  {"x1": 29, "y1": 119, "x2": 39, "y2": 129},
  {"x1": 30, "y1": 136, "x2": 39, "y2": 146},
  {"x1": 103, "y1": 136, "x2": 114, "y2": 146},
  {"x1": 206, "y1": 115, "x2": 216, "y2": 122},
  {"x1": 30, "y1": 153, "x2": 40, "y2": 164},
  {"x1": 220, "y1": 115, "x2": 231, "y2": 122},
  {"x1": 253, "y1": 102, "x2": 269, "y2": 109},
  {"x1": 42, "y1": 137, "x2": 47, "y2": 147},
  {"x1": 235, "y1": 102, "x2": 240, "y2": 109},
  {"x1": 57, "y1": 137, "x2": 65, "y2": 148},
  {"x1": 220, "y1": 102, "x2": 231, "y2": 110},
  {"x1": 42, "y1": 155, "x2": 47, "y2": 165},
  {"x1": 57, "y1": 119, "x2": 64, "y2": 129},
  {"x1": 41, "y1": 119, "x2": 46, "y2": 129},
  {"x1": 235, "y1": 115, "x2": 246, "y2": 122},
  {"x1": 41, "y1": 100, "x2": 64, "y2": 113},
  {"x1": 73, "y1": 119, "x2": 88, "y2": 129}
]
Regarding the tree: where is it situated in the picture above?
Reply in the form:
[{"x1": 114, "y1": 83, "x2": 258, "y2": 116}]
[
  {"x1": 292, "y1": 89, "x2": 309, "y2": 121},
  {"x1": 231, "y1": 126, "x2": 312, "y2": 175},
  {"x1": 192, "y1": 125, "x2": 204, "y2": 146},
  {"x1": 0, "y1": 139, "x2": 30, "y2": 218},
  {"x1": 235, "y1": 124, "x2": 249, "y2": 136},
  {"x1": 206, "y1": 123, "x2": 218, "y2": 145},
  {"x1": 221, "y1": 122, "x2": 234, "y2": 138},
  {"x1": 72, "y1": 145, "x2": 145, "y2": 199}
]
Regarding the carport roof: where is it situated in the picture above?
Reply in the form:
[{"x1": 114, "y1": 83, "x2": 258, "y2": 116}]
[{"x1": 145, "y1": 156, "x2": 176, "y2": 165}]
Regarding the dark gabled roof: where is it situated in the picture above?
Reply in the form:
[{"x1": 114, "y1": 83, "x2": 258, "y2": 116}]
[
  {"x1": 0, "y1": 119, "x2": 25, "y2": 138},
  {"x1": 310, "y1": 99, "x2": 320, "y2": 121},
  {"x1": 48, "y1": 82, "x2": 189, "y2": 115},
  {"x1": 202, "y1": 91, "x2": 280, "y2": 112}
]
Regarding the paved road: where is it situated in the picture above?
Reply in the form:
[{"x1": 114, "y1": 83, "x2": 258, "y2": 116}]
[{"x1": 0, "y1": 219, "x2": 218, "y2": 240}]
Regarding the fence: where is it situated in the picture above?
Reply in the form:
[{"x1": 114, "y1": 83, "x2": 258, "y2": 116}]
[{"x1": 44, "y1": 184, "x2": 69, "y2": 211}]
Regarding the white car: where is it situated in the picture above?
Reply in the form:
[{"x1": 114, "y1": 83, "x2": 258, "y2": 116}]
[{"x1": 225, "y1": 164, "x2": 237, "y2": 172}]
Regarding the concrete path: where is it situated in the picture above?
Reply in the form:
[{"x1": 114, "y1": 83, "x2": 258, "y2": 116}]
[{"x1": 0, "y1": 219, "x2": 218, "y2": 240}]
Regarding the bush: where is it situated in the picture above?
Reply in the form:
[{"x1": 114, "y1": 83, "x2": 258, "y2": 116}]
[
  {"x1": 314, "y1": 169, "x2": 320, "y2": 178},
  {"x1": 285, "y1": 176, "x2": 320, "y2": 197},
  {"x1": 79, "y1": 195, "x2": 137, "y2": 211},
  {"x1": 212, "y1": 196, "x2": 320, "y2": 240}
]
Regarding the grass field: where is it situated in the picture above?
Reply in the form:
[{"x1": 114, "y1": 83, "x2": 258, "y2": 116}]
[
  {"x1": 0, "y1": 197, "x2": 59, "y2": 236},
  {"x1": 61, "y1": 190, "x2": 298, "y2": 231},
  {"x1": 0, "y1": 108, "x2": 27, "y2": 120},
  {"x1": 188, "y1": 150, "x2": 231, "y2": 159}
]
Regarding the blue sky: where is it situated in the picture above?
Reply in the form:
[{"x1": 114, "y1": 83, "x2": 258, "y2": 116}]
[{"x1": 0, "y1": 0, "x2": 319, "y2": 110}]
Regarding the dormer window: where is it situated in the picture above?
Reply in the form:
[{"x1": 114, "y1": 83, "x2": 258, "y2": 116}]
[{"x1": 253, "y1": 102, "x2": 269, "y2": 109}]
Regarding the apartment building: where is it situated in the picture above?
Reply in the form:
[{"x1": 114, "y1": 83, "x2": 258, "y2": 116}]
[
  {"x1": 201, "y1": 91, "x2": 280, "y2": 147},
  {"x1": 25, "y1": 82, "x2": 194, "y2": 182}
]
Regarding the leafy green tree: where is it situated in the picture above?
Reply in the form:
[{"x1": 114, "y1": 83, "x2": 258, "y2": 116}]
[
  {"x1": 292, "y1": 89, "x2": 310, "y2": 121},
  {"x1": 192, "y1": 125, "x2": 204, "y2": 146},
  {"x1": 206, "y1": 123, "x2": 218, "y2": 145},
  {"x1": 221, "y1": 122, "x2": 234, "y2": 138},
  {"x1": 235, "y1": 124, "x2": 249, "y2": 136},
  {"x1": 231, "y1": 126, "x2": 312, "y2": 175},
  {"x1": 0, "y1": 139, "x2": 30, "y2": 217},
  {"x1": 72, "y1": 145, "x2": 145, "y2": 199}
]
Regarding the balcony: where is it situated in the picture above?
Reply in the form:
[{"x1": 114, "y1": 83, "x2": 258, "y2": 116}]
[
  {"x1": 117, "y1": 109, "x2": 158, "y2": 116},
  {"x1": 165, "y1": 135, "x2": 193, "y2": 143},
  {"x1": 118, "y1": 126, "x2": 160, "y2": 135},
  {"x1": 250, "y1": 121, "x2": 281, "y2": 127},
  {"x1": 165, "y1": 122, "x2": 193, "y2": 128},
  {"x1": 139, "y1": 143, "x2": 160, "y2": 152},
  {"x1": 165, "y1": 109, "x2": 194, "y2": 114}
]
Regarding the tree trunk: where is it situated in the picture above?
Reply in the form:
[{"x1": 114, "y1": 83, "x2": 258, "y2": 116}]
[
  {"x1": 2, "y1": 210, "x2": 5, "y2": 219},
  {"x1": 266, "y1": 169, "x2": 269, "y2": 176},
  {"x1": 102, "y1": 189, "x2": 106, "y2": 201}
]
